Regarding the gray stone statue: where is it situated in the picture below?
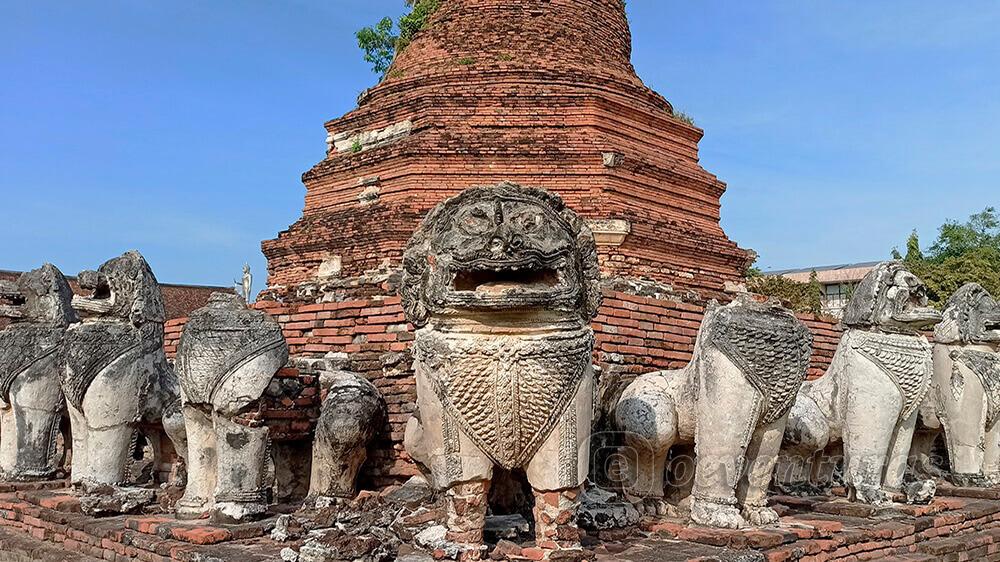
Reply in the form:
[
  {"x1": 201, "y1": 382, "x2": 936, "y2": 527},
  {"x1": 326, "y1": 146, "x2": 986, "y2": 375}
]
[
  {"x1": 401, "y1": 183, "x2": 601, "y2": 558},
  {"x1": 307, "y1": 371, "x2": 386, "y2": 502},
  {"x1": 928, "y1": 283, "x2": 1000, "y2": 486},
  {"x1": 0, "y1": 264, "x2": 76, "y2": 480},
  {"x1": 781, "y1": 261, "x2": 943, "y2": 505},
  {"x1": 63, "y1": 251, "x2": 186, "y2": 489},
  {"x1": 175, "y1": 292, "x2": 288, "y2": 523},
  {"x1": 616, "y1": 296, "x2": 813, "y2": 528}
]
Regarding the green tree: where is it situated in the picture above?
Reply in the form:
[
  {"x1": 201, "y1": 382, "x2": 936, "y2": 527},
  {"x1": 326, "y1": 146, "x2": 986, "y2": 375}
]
[
  {"x1": 745, "y1": 269, "x2": 823, "y2": 315},
  {"x1": 357, "y1": 0, "x2": 441, "y2": 76},
  {"x1": 356, "y1": 17, "x2": 397, "y2": 76},
  {"x1": 894, "y1": 207, "x2": 1000, "y2": 306}
]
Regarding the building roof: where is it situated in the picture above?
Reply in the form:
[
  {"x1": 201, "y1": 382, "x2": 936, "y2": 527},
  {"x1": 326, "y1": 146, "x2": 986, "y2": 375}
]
[{"x1": 766, "y1": 261, "x2": 882, "y2": 276}]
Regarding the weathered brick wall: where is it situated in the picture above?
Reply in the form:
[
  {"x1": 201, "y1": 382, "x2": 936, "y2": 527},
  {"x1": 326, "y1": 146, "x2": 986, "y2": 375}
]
[
  {"x1": 162, "y1": 287, "x2": 844, "y2": 489},
  {"x1": 263, "y1": 0, "x2": 750, "y2": 302}
]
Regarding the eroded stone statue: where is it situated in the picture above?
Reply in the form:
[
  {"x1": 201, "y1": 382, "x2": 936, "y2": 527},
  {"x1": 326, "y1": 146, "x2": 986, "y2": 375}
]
[
  {"x1": 308, "y1": 371, "x2": 386, "y2": 502},
  {"x1": 401, "y1": 182, "x2": 601, "y2": 559},
  {"x1": 0, "y1": 264, "x2": 76, "y2": 480},
  {"x1": 63, "y1": 250, "x2": 186, "y2": 489},
  {"x1": 782, "y1": 261, "x2": 942, "y2": 505},
  {"x1": 928, "y1": 283, "x2": 1000, "y2": 486},
  {"x1": 616, "y1": 296, "x2": 813, "y2": 529},
  {"x1": 175, "y1": 292, "x2": 288, "y2": 523}
]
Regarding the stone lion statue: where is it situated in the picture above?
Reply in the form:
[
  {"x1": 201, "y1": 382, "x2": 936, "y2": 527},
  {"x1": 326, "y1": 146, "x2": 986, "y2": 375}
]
[
  {"x1": 401, "y1": 182, "x2": 601, "y2": 557},
  {"x1": 0, "y1": 264, "x2": 76, "y2": 480},
  {"x1": 925, "y1": 283, "x2": 1000, "y2": 486},
  {"x1": 62, "y1": 250, "x2": 186, "y2": 488},
  {"x1": 308, "y1": 370, "x2": 386, "y2": 503},
  {"x1": 175, "y1": 292, "x2": 288, "y2": 523},
  {"x1": 780, "y1": 261, "x2": 942, "y2": 505},
  {"x1": 615, "y1": 296, "x2": 813, "y2": 529}
]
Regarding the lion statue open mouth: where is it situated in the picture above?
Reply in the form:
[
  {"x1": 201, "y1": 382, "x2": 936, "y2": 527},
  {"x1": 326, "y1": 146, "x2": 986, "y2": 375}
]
[{"x1": 779, "y1": 261, "x2": 943, "y2": 506}]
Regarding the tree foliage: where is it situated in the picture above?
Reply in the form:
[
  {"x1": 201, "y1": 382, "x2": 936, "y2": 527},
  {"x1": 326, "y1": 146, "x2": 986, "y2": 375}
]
[
  {"x1": 357, "y1": 0, "x2": 440, "y2": 76},
  {"x1": 893, "y1": 207, "x2": 1000, "y2": 307},
  {"x1": 745, "y1": 268, "x2": 824, "y2": 315}
]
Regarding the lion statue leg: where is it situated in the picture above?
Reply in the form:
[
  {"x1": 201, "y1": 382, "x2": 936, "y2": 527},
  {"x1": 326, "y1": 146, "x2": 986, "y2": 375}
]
[
  {"x1": 842, "y1": 358, "x2": 902, "y2": 506},
  {"x1": 615, "y1": 370, "x2": 679, "y2": 516},
  {"x1": 689, "y1": 348, "x2": 759, "y2": 530},
  {"x1": 176, "y1": 405, "x2": 215, "y2": 519},
  {"x1": 738, "y1": 415, "x2": 787, "y2": 526}
]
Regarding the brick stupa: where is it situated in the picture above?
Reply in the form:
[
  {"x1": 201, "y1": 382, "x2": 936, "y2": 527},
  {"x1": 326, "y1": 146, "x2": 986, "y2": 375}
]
[
  {"x1": 246, "y1": 0, "x2": 812, "y2": 488},
  {"x1": 263, "y1": 0, "x2": 750, "y2": 299}
]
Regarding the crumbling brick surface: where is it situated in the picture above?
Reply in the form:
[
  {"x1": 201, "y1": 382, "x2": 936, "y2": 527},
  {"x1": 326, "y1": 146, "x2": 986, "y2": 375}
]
[
  {"x1": 4, "y1": 484, "x2": 1000, "y2": 561},
  {"x1": 262, "y1": 0, "x2": 751, "y2": 301}
]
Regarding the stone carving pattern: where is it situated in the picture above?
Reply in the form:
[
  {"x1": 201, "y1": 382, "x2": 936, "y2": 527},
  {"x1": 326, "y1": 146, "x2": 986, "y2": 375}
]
[
  {"x1": 780, "y1": 261, "x2": 942, "y2": 505},
  {"x1": 62, "y1": 325, "x2": 139, "y2": 410},
  {"x1": 853, "y1": 331, "x2": 933, "y2": 421},
  {"x1": 709, "y1": 306, "x2": 813, "y2": 425},
  {"x1": 616, "y1": 296, "x2": 812, "y2": 529},
  {"x1": 414, "y1": 329, "x2": 593, "y2": 470},
  {"x1": 175, "y1": 292, "x2": 288, "y2": 523},
  {"x1": 0, "y1": 264, "x2": 76, "y2": 480},
  {"x1": 61, "y1": 250, "x2": 185, "y2": 492},
  {"x1": 954, "y1": 350, "x2": 1000, "y2": 429}
]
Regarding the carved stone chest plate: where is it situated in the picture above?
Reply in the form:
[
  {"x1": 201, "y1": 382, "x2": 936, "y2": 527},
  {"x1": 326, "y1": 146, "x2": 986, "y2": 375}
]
[
  {"x1": 709, "y1": 306, "x2": 813, "y2": 425},
  {"x1": 414, "y1": 327, "x2": 593, "y2": 470},
  {"x1": 955, "y1": 350, "x2": 1000, "y2": 429},
  {"x1": 852, "y1": 330, "x2": 933, "y2": 421}
]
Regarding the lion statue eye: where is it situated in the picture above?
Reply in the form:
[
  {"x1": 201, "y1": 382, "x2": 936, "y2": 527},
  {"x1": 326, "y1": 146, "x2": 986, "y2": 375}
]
[
  {"x1": 458, "y1": 206, "x2": 494, "y2": 234},
  {"x1": 511, "y1": 210, "x2": 543, "y2": 233}
]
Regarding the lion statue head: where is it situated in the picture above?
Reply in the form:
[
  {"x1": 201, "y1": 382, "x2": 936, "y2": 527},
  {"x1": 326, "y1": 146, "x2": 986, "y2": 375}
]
[
  {"x1": 72, "y1": 250, "x2": 165, "y2": 326},
  {"x1": 935, "y1": 283, "x2": 1000, "y2": 345},
  {"x1": 842, "y1": 261, "x2": 942, "y2": 333},
  {"x1": 400, "y1": 182, "x2": 601, "y2": 327},
  {"x1": 0, "y1": 264, "x2": 76, "y2": 327}
]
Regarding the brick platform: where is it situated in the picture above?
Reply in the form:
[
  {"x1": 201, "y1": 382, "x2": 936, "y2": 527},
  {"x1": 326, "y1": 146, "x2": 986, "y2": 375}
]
[
  {"x1": 0, "y1": 485, "x2": 287, "y2": 562},
  {"x1": 2, "y1": 485, "x2": 999, "y2": 561}
]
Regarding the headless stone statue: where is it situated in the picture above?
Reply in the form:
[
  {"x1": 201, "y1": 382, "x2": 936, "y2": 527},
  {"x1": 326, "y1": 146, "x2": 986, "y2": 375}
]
[
  {"x1": 175, "y1": 292, "x2": 288, "y2": 523},
  {"x1": 616, "y1": 296, "x2": 813, "y2": 528},
  {"x1": 0, "y1": 264, "x2": 76, "y2": 481},
  {"x1": 401, "y1": 182, "x2": 601, "y2": 560}
]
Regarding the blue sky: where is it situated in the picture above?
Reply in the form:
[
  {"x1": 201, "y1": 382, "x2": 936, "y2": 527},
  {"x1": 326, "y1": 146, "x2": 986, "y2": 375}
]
[{"x1": 1, "y1": 1, "x2": 997, "y2": 285}]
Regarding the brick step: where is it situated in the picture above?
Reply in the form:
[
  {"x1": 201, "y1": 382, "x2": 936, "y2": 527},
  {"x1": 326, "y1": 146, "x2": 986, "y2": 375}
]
[
  {"x1": 0, "y1": 489, "x2": 287, "y2": 561},
  {"x1": 0, "y1": 525, "x2": 103, "y2": 562}
]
